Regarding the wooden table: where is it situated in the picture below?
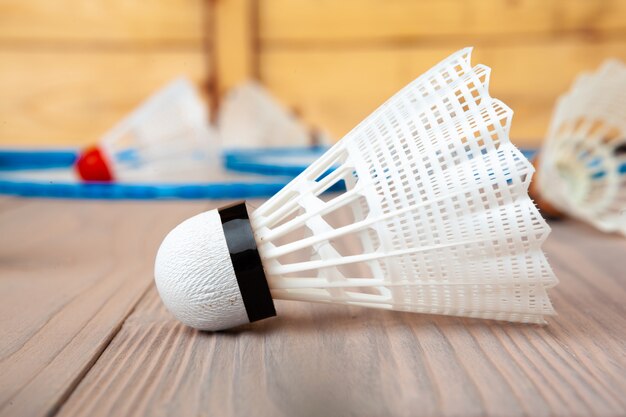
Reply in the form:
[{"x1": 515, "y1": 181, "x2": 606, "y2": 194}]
[{"x1": 1, "y1": 197, "x2": 624, "y2": 417}]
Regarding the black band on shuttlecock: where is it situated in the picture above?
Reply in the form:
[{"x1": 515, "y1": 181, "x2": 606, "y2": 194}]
[{"x1": 218, "y1": 201, "x2": 276, "y2": 323}]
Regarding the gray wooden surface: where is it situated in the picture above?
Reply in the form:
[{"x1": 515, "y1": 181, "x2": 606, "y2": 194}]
[{"x1": 0, "y1": 197, "x2": 625, "y2": 417}]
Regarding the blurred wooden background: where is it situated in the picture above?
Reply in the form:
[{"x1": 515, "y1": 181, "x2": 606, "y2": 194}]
[
  {"x1": 0, "y1": 0, "x2": 210, "y2": 146},
  {"x1": 1, "y1": 0, "x2": 626, "y2": 148}
]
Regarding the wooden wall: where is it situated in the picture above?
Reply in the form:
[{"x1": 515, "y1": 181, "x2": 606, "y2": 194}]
[
  {"x1": 212, "y1": 0, "x2": 626, "y2": 147},
  {"x1": 250, "y1": 0, "x2": 626, "y2": 147},
  {"x1": 2, "y1": 0, "x2": 626, "y2": 147},
  {"x1": 0, "y1": 0, "x2": 210, "y2": 146}
]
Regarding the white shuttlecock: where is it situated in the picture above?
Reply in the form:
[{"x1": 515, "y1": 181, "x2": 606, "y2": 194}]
[
  {"x1": 75, "y1": 78, "x2": 216, "y2": 182},
  {"x1": 218, "y1": 82, "x2": 329, "y2": 148},
  {"x1": 535, "y1": 60, "x2": 626, "y2": 235},
  {"x1": 155, "y1": 48, "x2": 557, "y2": 331}
]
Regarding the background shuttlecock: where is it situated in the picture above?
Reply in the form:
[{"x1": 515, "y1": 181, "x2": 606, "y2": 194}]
[
  {"x1": 534, "y1": 60, "x2": 626, "y2": 235},
  {"x1": 75, "y1": 78, "x2": 216, "y2": 182},
  {"x1": 155, "y1": 48, "x2": 557, "y2": 331},
  {"x1": 218, "y1": 82, "x2": 331, "y2": 149}
]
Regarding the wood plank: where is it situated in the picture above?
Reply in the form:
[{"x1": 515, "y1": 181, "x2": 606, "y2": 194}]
[
  {"x1": 213, "y1": 0, "x2": 257, "y2": 97},
  {"x1": 259, "y1": 0, "x2": 626, "y2": 42},
  {"x1": 259, "y1": 40, "x2": 626, "y2": 146},
  {"x1": 56, "y1": 217, "x2": 626, "y2": 417},
  {"x1": 0, "y1": 0, "x2": 206, "y2": 45},
  {"x1": 0, "y1": 50, "x2": 207, "y2": 146},
  {"x1": 0, "y1": 199, "x2": 209, "y2": 417},
  {"x1": 0, "y1": 195, "x2": 36, "y2": 210}
]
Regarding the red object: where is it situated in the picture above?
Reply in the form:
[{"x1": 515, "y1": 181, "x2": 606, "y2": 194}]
[{"x1": 75, "y1": 146, "x2": 115, "y2": 181}]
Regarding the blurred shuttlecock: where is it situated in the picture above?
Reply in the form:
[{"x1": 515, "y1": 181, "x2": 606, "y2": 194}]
[
  {"x1": 218, "y1": 82, "x2": 331, "y2": 148},
  {"x1": 75, "y1": 78, "x2": 216, "y2": 182},
  {"x1": 155, "y1": 48, "x2": 557, "y2": 331},
  {"x1": 533, "y1": 60, "x2": 626, "y2": 235}
]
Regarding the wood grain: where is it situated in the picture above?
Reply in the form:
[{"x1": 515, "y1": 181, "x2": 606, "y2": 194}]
[
  {"x1": 0, "y1": 50, "x2": 207, "y2": 146},
  {"x1": 259, "y1": 40, "x2": 626, "y2": 146},
  {"x1": 48, "y1": 207, "x2": 626, "y2": 417},
  {"x1": 0, "y1": 0, "x2": 205, "y2": 45},
  {"x1": 259, "y1": 0, "x2": 626, "y2": 42},
  {"x1": 0, "y1": 199, "x2": 209, "y2": 417}
]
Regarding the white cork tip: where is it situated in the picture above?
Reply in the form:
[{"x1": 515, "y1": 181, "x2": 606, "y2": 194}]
[{"x1": 154, "y1": 209, "x2": 249, "y2": 331}]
